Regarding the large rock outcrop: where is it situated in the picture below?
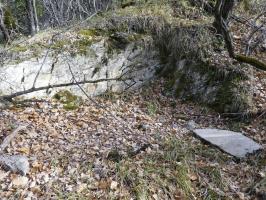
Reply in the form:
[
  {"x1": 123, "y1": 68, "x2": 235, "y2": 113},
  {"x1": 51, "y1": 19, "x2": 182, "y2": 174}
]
[
  {"x1": 0, "y1": 2, "x2": 256, "y2": 113},
  {"x1": 0, "y1": 30, "x2": 160, "y2": 99}
]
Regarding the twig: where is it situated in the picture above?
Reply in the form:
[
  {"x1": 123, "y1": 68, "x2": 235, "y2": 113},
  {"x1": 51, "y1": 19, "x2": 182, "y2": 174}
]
[
  {"x1": 67, "y1": 62, "x2": 150, "y2": 146},
  {"x1": 0, "y1": 125, "x2": 27, "y2": 152},
  {"x1": 32, "y1": 45, "x2": 51, "y2": 89},
  {"x1": 245, "y1": 24, "x2": 264, "y2": 55},
  {"x1": 67, "y1": 62, "x2": 109, "y2": 109}
]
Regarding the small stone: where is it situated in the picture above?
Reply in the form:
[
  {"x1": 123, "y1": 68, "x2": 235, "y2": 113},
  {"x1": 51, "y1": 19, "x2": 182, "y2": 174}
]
[
  {"x1": 66, "y1": 184, "x2": 73, "y2": 192},
  {"x1": 0, "y1": 170, "x2": 9, "y2": 180},
  {"x1": 29, "y1": 181, "x2": 36, "y2": 188},
  {"x1": 76, "y1": 183, "x2": 87, "y2": 193},
  {"x1": 0, "y1": 155, "x2": 29, "y2": 175},
  {"x1": 186, "y1": 120, "x2": 198, "y2": 131},
  {"x1": 23, "y1": 107, "x2": 35, "y2": 114},
  {"x1": 259, "y1": 172, "x2": 265, "y2": 178},
  {"x1": 237, "y1": 192, "x2": 245, "y2": 200},
  {"x1": 193, "y1": 129, "x2": 262, "y2": 158},
  {"x1": 137, "y1": 123, "x2": 149, "y2": 131},
  {"x1": 24, "y1": 191, "x2": 34, "y2": 200},
  {"x1": 110, "y1": 181, "x2": 118, "y2": 190},
  {"x1": 0, "y1": 102, "x2": 9, "y2": 109},
  {"x1": 12, "y1": 176, "x2": 28, "y2": 188},
  {"x1": 69, "y1": 168, "x2": 76, "y2": 174},
  {"x1": 152, "y1": 194, "x2": 159, "y2": 200},
  {"x1": 43, "y1": 174, "x2": 49, "y2": 183}
]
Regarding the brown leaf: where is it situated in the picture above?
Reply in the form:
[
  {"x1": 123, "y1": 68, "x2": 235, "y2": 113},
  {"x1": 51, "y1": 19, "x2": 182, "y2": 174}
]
[{"x1": 17, "y1": 147, "x2": 30, "y2": 154}]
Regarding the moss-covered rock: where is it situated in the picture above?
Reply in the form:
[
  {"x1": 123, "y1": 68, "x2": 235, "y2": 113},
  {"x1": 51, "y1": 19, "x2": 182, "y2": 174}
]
[
  {"x1": 105, "y1": 32, "x2": 142, "y2": 55},
  {"x1": 53, "y1": 90, "x2": 81, "y2": 110},
  {"x1": 166, "y1": 60, "x2": 253, "y2": 113},
  {"x1": 1, "y1": 0, "x2": 255, "y2": 113}
]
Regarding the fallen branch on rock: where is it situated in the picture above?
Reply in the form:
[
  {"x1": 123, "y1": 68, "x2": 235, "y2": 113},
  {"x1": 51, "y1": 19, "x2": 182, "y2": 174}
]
[
  {"x1": 0, "y1": 125, "x2": 30, "y2": 176},
  {"x1": 0, "y1": 77, "x2": 123, "y2": 102}
]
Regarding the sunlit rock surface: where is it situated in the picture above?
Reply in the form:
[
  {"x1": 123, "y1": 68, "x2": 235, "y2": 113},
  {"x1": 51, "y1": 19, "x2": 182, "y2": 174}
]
[{"x1": 0, "y1": 35, "x2": 160, "y2": 99}]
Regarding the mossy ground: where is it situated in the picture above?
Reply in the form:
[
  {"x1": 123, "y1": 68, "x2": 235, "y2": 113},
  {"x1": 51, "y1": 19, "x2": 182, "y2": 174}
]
[{"x1": 11, "y1": 45, "x2": 28, "y2": 53}]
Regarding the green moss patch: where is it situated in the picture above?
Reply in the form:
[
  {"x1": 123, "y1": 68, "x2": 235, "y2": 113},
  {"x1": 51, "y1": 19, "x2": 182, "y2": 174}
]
[
  {"x1": 53, "y1": 90, "x2": 81, "y2": 110},
  {"x1": 78, "y1": 29, "x2": 101, "y2": 38},
  {"x1": 12, "y1": 45, "x2": 28, "y2": 53}
]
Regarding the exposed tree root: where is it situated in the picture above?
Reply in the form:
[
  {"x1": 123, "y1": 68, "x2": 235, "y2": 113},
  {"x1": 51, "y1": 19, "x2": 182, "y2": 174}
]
[{"x1": 235, "y1": 54, "x2": 266, "y2": 71}]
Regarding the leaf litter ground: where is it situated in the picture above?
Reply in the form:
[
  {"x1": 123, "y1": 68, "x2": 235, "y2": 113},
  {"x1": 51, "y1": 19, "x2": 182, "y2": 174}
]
[{"x1": 0, "y1": 79, "x2": 265, "y2": 200}]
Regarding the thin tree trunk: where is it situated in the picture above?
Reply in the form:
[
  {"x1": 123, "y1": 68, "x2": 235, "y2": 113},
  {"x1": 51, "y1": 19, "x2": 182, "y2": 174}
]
[
  {"x1": 25, "y1": 0, "x2": 39, "y2": 36},
  {"x1": 0, "y1": 5, "x2": 10, "y2": 42},
  {"x1": 214, "y1": 0, "x2": 235, "y2": 57},
  {"x1": 33, "y1": 0, "x2": 39, "y2": 32},
  {"x1": 213, "y1": 0, "x2": 266, "y2": 71},
  {"x1": 213, "y1": 0, "x2": 235, "y2": 32}
]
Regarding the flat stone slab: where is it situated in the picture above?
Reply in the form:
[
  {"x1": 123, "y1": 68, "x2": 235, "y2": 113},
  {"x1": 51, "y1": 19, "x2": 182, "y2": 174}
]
[{"x1": 193, "y1": 129, "x2": 263, "y2": 158}]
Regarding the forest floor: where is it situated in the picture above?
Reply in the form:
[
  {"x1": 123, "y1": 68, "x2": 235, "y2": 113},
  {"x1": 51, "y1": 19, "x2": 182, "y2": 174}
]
[
  {"x1": 0, "y1": 79, "x2": 265, "y2": 200},
  {"x1": 0, "y1": 1, "x2": 265, "y2": 199}
]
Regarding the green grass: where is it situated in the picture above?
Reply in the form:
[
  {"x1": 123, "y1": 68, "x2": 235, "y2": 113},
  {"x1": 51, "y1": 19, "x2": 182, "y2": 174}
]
[
  {"x1": 113, "y1": 136, "x2": 233, "y2": 199},
  {"x1": 12, "y1": 45, "x2": 28, "y2": 52},
  {"x1": 146, "y1": 102, "x2": 158, "y2": 115},
  {"x1": 115, "y1": 137, "x2": 195, "y2": 199}
]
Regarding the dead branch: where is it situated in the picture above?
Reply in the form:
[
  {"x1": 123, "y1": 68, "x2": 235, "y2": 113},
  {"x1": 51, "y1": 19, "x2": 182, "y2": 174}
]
[
  {"x1": 0, "y1": 126, "x2": 27, "y2": 152},
  {"x1": 214, "y1": 0, "x2": 235, "y2": 57},
  {"x1": 245, "y1": 24, "x2": 264, "y2": 55},
  {"x1": 41, "y1": 0, "x2": 111, "y2": 26},
  {"x1": 67, "y1": 61, "x2": 151, "y2": 148},
  {"x1": 235, "y1": 54, "x2": 266, "y2": 71},
  {"x1": 32, "y1": 46, "x2": 51, "y2": 89},
  {"x1": 0, "y1": 76, "x2": 124, "y2": 102},
  {"x1": 189, "y1": 0, "x2": 215, "y2": 14},
  {"x1": 67, "y1": 61, "x2": 107, "y2": 109}
]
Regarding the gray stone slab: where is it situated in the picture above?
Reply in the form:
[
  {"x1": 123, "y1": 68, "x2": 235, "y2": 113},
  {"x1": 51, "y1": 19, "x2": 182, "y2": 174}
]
[{"x1": 193, "y1": 128, "x2": 263, "y2": 158}]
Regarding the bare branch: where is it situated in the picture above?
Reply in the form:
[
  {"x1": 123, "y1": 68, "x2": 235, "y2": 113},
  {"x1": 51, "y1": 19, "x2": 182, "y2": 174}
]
[
  {"x1": 0, "y1": 125, "x2": 27, "y2": 152},
  {"x1": 0, "y1": 76, "x2": 123, "y2": 101}
]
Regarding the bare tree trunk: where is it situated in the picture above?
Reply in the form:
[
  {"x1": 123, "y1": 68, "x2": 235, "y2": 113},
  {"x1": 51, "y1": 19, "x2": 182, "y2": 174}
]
[
  {"x1": 213, "y1": 0, "x2": 266, "y2": 71},
  {"x1": 0, "y1": 5, "x2": 10, "y2": 42},
  {"x1": 214, "y1": 0, "x2": 235, "y2": 57},
  {"x1": 25, "y1": 0, "x2": 39, "y2": 36}
]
